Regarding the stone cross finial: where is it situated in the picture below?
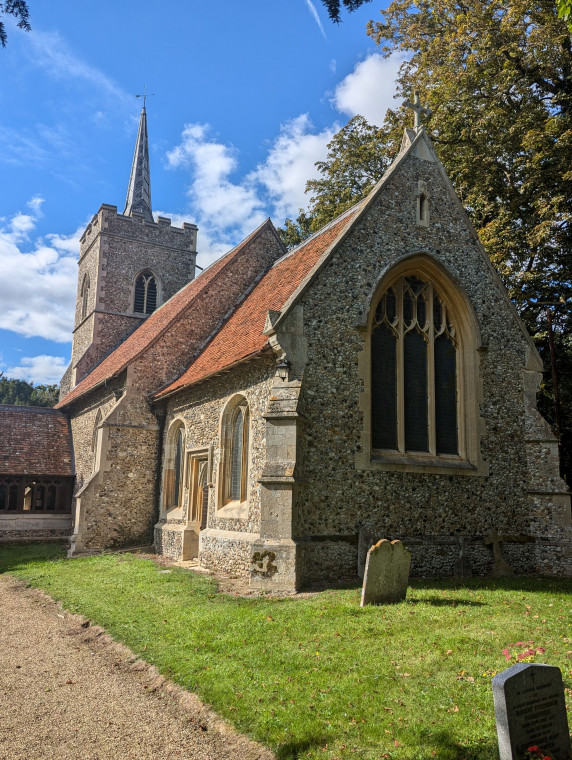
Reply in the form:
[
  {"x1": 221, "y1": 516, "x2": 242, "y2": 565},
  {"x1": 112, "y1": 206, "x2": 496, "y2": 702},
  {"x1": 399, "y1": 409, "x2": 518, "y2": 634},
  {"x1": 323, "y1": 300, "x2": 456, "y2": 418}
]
[{"x1": 404, "y1": 90, "x2": 432, "y2": 130}]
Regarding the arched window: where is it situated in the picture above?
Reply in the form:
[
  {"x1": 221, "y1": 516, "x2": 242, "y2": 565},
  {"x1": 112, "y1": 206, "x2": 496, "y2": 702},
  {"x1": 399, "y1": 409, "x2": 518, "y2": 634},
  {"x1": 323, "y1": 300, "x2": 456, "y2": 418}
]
[
  {"x1": 80, "y1": 274, "x2": 90, "y2": 320},
  {"x1": 134, "y1": 270, "x2": 158, "y2": 315},
  {"x1": 417, "y1": 181, "x2": 430, "y2": 227},
  {"x1": 357, "y1": 255, "x2": 486, "y2": 476},
  {"x1": 173, "y1": 426, "x2": 185, "y2": 508},
  {"x1": 372, "y1": 275, "x2": 457, "y2": 456},
  {"x1": 163, "y1": 421, "x2": 186, "y2": 511},
  {"x1": 220, "y1": 397, "x2": 249, "y2": 507}
]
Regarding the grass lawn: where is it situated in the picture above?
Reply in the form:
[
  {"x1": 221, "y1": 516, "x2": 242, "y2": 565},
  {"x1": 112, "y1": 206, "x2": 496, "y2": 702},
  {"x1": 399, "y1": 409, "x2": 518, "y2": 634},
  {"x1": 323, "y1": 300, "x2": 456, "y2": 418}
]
[{"x1": 1, "y1": 544, "x2": 571, "y2": 760}]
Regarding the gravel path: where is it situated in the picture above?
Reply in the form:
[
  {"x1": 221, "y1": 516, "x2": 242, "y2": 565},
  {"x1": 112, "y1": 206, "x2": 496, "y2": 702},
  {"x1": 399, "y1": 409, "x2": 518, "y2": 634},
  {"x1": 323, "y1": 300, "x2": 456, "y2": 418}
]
[{"x1": 0, "y1": 575, "x2": 274, "y2": 760}]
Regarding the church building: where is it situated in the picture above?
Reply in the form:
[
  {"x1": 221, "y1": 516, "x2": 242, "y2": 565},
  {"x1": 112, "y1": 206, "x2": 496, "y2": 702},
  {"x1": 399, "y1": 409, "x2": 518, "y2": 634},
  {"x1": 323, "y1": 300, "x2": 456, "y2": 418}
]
[{"x1": 4, "y1": 99, "x2": 570, "y2": 590}]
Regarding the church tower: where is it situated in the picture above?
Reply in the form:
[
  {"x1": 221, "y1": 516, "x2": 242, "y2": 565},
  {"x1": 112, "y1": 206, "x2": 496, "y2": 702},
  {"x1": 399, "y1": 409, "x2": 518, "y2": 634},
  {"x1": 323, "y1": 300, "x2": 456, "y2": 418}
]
[{"x1": 62, "y1": 106, "x2": 198, "y2": 395}]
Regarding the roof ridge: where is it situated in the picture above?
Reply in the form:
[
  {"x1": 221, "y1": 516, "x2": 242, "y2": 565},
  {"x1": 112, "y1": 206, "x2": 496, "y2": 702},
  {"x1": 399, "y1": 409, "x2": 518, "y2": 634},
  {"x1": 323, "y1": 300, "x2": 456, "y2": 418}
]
[
  {"x1": 274, "y1": 202, "x2": 365, "y2": 266},
  {"x1": 0, "y1": 404, "x2": 65, "y2": 414}
]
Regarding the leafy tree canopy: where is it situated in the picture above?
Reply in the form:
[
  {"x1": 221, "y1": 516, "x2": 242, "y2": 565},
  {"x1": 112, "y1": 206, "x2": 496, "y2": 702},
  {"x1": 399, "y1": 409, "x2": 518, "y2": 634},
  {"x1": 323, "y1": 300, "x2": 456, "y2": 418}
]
[
  {"x1": 278, "y1": 115, "x2": 392, "y2": 248},
  {"x1": 557, "y1": 0, "x2": 572, "y2": 28},
  {"x1": 0, "y1": 1, "x2": 30, "y2": 47},
  {"x1": 319, "y1": 0, "x2": 372, "y2": 23},
  {"x1": 366, "y1": 0, "x2": 572, "y2": 334},
  {"x1": 0, "y1": 374, "x2": 59, "y2": 407}
]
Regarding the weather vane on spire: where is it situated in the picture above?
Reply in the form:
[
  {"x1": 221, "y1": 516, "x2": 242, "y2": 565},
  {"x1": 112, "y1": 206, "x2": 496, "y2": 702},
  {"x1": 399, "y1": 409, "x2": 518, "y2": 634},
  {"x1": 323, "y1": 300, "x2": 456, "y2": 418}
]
[
  {"x1": 404, "y1": 90, "x2": 432, "y2": 130},
  {"x1": 136, "y1": 85, "x2": 155, "y2": 109}
]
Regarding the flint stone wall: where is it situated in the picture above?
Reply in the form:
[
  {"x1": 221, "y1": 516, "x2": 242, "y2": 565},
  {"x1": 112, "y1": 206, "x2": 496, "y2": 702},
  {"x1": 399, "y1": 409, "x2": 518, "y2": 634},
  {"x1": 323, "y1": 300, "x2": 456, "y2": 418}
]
[
  {"x1": 291, "y1": 150, "x2": 570, "y2": 584},
  {"x1": 156, "y1": 355, "x2": 276, "y2": 572}
]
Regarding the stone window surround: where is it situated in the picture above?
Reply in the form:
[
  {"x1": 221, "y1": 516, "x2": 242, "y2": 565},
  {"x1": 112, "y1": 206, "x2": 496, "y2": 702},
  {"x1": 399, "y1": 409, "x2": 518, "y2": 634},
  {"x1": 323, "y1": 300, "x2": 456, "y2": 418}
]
[
  {"x1": 356, "y1": 252, "x2": 488, "y2": 476},
  {"x1": 130, "y1": 268, "x2": 163, "y2": 316},
  {"x1": 161, "y1": 418, "x2": 186, "y2": 519},
  {"x1": 416, "y1": 180, "x2": 430, "y2": 227},
  {"x1": 216, "y1": 394, "x2": 250, "y2": 520}
]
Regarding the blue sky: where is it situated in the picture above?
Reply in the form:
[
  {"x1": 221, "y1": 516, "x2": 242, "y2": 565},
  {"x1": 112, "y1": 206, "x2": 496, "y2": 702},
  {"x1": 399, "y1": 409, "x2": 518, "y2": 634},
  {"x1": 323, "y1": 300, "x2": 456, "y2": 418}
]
[{"x1": 0, "y1": 0, "x2": 402, "y2": 385}]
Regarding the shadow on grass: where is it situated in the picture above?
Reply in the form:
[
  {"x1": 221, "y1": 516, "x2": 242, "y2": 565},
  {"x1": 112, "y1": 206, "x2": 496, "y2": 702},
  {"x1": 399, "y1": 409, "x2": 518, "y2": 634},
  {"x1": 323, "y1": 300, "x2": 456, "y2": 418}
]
[
  {"x1": 410, "y1": 576, "x2": 572, "y2": 594},
  {"x1": 274, "y1": 735, "x2": 330, "y2": 760},
  {"x1": 415, "y1": 729, "x2": 498, "y2": 760},
  {"x1": 407, "y1": 597, "x2": 485, "y2": 607},
  {"x1": 0, "y1": 542, "x2": 66, "y2": 574}
]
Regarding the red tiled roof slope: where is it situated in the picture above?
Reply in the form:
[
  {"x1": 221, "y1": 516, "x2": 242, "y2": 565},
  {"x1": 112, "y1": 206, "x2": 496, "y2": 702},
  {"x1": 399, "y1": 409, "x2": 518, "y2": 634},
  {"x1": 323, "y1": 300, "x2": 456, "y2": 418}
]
[
  {"x1": 56, "y1": 220, "x2": 276, "y2": 409},
  {"x1": 0, "y1": 406, "x2": 73, "y2": 476},
  {"x1": 156, "y1": 209, "x2": 359, "y2": 396}
]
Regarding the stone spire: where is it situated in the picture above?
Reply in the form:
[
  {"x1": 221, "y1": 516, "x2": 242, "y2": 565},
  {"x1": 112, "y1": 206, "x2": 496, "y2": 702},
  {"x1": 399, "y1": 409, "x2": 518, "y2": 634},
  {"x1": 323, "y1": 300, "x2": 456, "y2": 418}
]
[{"x1": 123, "y1": 105, "x2": 153, "y2": 222}]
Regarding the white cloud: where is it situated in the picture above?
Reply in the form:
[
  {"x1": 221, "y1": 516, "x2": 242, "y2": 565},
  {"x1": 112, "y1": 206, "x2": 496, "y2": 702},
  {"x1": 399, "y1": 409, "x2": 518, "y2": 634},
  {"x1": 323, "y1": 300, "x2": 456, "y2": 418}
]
[
  {"x1": 26, "y1": 30, "x2": 128, "y2": 103},
  {"x1": 166, "y1": 124, "x2": 267, "y2": 264},
  {"x1": 0, "y1": 203, "x2": 80, "y2": 342},
  {"x1": 4, "y1": 355, "x2": 69, "y2": 385},
  {"x1": 250, "y1": 115, "x2": 336, "y2": 221},
  {"x1": 333, "y1": 53, "x2": 407, "y2": 126},
  {"x1": 165, "y1": 116, "x2": 336, "y2": 266},
  {"x1": 163, "y1": 54, "x2": 405, "y2": 265},
  {"x1": 305, "y1": 0, "x2": 327, "y2": 39}
]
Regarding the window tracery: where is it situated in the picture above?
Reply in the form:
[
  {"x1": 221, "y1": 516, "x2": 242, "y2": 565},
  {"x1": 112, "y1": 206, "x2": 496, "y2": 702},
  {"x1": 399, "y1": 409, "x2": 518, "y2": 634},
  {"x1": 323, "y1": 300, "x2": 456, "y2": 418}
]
[{"x1": 371, "y1": 274, "x2": 458, "y2": 457}]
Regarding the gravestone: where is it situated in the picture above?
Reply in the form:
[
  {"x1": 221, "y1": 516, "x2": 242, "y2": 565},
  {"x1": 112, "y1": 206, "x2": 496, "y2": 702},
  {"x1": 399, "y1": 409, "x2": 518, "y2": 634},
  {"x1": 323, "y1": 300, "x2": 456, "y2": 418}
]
[
  {"x1": 357, "y1": 525, "x2": 378, "y2": 579},
  {"x1": 360, "y1": 539, "x2": 411, "y2": 606},
  {"x1": 492, "y1": 663, "x2": 571, "y2": 760},
  {"x1": 484, "y1": 527, "x2": 515, "y2": 576}
]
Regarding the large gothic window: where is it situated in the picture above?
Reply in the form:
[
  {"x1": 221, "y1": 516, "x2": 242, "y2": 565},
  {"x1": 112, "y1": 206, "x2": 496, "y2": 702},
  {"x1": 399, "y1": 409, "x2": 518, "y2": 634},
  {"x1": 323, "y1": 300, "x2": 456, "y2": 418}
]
[
  {"x1": 371, "y1": 275, "x2": 458, "y2": 456},
  {"x1": 134, "y1": 270, "x2": 158, "y2": 315}
]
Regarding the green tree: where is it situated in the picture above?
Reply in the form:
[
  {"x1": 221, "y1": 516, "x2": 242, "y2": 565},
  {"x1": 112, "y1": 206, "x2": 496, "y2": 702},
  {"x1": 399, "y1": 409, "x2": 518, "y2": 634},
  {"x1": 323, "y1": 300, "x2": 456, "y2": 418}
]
[
  {"x1": 319, "y1": 0, "x2": 372, "y2": 22},
  {"x1": 0, "y1": 374, "x2": 59, "y2": 407},
  {"x1": 366, "y1": 0, "x2": 572, "y2": 325},
  {"x1": 278, "y1": 115, "x2": 393, "y2": 247},
  {"x1": 0, "y1": 1, "x2": 30, "y2": 47},
  {"x1": 557, "y1": 0, "x2": 572, "y2": 28}
]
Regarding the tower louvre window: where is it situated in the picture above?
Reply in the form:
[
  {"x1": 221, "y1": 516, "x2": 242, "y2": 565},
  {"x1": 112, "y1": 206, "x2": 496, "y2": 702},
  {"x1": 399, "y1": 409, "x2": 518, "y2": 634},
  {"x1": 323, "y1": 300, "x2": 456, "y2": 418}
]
[{"x1": 134, "y1": 270, "x2": 158, "y2": 315}]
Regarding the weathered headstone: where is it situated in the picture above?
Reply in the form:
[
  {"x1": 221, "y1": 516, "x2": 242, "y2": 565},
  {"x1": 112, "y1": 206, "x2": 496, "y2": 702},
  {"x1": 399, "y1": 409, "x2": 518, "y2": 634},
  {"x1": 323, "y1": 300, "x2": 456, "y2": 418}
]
[
  {"x1": 484, "y1": 527, "x2": 515, "y2": 576},
  {"x1": 357, "y1": 525, "x2": 378, "y2": 579},
  {"x1": 492, "y1": 663, "x2": 571, "y2": 760},
  {"x1": 360, "y1": 539, "x2": 411, "y2": 606}
]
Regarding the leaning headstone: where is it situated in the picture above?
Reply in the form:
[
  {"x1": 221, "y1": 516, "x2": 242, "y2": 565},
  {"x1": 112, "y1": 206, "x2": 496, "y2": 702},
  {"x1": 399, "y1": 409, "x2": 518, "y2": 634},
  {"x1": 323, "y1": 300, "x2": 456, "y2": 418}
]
[
  {"x1": 357, "y1": 525, "x2": 378, "y2": 579},
  {"x1": 360, "y1": 539, "x2": 411, "y2": 606},
  {"x1": 492, "y1": 663, "x2": 571, "y2": 760}
]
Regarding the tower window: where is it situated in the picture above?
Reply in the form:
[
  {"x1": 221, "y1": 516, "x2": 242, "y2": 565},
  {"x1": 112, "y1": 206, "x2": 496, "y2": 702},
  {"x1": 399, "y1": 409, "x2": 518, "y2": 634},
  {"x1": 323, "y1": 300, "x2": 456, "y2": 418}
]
[
  {"x1": 134, "y1": 270, "x2": 158, "y2": 315},
  {"x1": 80, "y1": 274, "x2": 90, "y2": 320}
]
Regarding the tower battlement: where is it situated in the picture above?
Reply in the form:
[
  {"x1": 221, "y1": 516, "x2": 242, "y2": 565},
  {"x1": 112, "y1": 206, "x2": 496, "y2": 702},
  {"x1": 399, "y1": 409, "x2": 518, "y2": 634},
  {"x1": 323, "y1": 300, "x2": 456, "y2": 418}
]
[
  {"x1": 64, "y1": 107, "x2": 199, "y2": 395},
  {"x1": 80, "y1": 204, "x2": 198, "y2": 253}
]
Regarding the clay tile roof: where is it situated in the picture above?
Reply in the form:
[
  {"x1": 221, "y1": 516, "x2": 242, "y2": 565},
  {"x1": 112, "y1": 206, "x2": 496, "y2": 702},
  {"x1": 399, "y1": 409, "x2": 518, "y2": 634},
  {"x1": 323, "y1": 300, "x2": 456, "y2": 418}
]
[
  {"x1": 56, "y1": 219, "x2": 276, "y2": 409},
  {"x1": 155, "y1": 207, "x2": 360, "y2": 397},
  {"x1": 0, "y1": 406, "x2": 74, "y2": 476}
]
